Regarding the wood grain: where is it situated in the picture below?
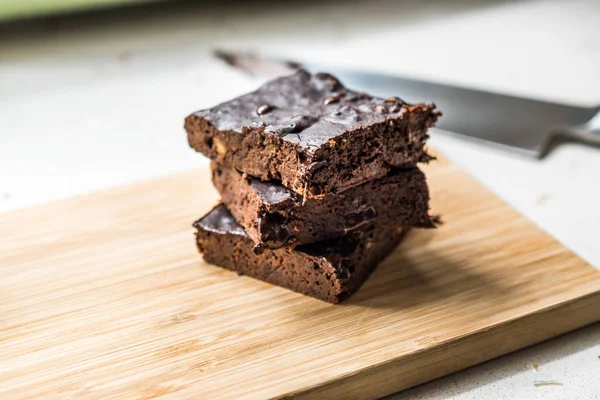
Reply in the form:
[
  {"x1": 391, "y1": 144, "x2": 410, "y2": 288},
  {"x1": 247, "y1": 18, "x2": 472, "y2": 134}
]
[{"x1": 1, "y1": 154, "x2": 600, "y2": 400}]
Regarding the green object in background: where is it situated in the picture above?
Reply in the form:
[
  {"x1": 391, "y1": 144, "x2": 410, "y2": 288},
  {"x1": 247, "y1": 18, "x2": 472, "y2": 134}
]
[{"x1": 0, "y1": 0, "x2": 155, "y2": 21}]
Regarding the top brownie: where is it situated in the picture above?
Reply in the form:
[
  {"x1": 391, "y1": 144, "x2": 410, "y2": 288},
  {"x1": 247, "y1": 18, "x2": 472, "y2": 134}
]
[{"x1": 185, "y1": 69, "x2": 440, "y2": 198}]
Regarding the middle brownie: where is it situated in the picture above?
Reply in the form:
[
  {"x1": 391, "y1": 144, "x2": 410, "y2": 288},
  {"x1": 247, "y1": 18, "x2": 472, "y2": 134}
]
[{"x1": 212, "y1": 162, "x2": 433, "y2": 252}]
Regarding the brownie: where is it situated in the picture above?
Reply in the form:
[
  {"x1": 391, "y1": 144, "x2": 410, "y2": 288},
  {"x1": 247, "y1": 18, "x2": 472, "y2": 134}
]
[
  {"x1": 185, "y1": 69, "x2": 440, "y2": 198},
  {"x1": 212, "y1": 162, "x2": 432, "y2": 252},
  {"x1": 194, "y1": 204, "x2": 406, "y2": 303}
]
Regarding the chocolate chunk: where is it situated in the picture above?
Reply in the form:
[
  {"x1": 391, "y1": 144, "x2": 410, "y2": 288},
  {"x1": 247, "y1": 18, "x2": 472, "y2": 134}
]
[
  {"x1": 256, "y1": 104, "x2": 275, "y2": 115},
  {"x1": 388, "y1": 104, "x2": 402, "y2": 113},
  {"x1": 194, "y1": 204, "x2": 407, "y2": 303},
  {"x1": 323, "y1": 95, "x2": 341, "y2": 105}
]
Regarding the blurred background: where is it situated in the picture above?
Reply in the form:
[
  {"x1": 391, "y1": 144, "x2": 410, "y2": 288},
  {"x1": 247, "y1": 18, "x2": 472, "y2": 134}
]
[{"x1": 1, "y1": 0, "x2": 599, "y2": 398}]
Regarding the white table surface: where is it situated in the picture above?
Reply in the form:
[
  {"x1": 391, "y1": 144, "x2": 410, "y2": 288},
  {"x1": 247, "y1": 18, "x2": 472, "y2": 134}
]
[{"x1": 1, "y1": 0, "x2": 599, "y2": 398}]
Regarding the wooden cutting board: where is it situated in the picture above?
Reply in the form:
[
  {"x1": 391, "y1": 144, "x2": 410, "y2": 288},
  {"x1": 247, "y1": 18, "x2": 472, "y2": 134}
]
[{"x1": 2, "y1": 153, "x2": 600, "y2": 400}]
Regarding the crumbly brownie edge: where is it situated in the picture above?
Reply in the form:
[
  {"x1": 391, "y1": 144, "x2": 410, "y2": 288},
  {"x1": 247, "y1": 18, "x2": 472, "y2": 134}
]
[{"x1": 186, "y1": 115, "x2": 308, "y2": 191}]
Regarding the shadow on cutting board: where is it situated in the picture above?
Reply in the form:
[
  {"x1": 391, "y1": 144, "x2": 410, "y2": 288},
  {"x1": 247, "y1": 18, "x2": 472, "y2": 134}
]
[{"x1": 344, "y1": 228, "x2": 518, "y2": 311}]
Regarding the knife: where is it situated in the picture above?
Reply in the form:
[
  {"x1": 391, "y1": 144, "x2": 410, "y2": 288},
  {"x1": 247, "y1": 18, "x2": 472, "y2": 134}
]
[{"x1": 214, "y1": 51, "x2": 600, "y2": 157}]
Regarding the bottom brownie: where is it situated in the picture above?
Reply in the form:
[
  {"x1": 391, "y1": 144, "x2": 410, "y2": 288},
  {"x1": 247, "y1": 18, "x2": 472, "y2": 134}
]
[{"x1": 194, "y1": 204, "x2": 407, "y2": 303}]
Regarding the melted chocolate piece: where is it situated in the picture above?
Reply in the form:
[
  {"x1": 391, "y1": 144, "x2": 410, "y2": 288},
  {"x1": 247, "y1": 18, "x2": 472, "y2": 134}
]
[
  {"x1": 256, "y1": 103, "x2": 275, "y2": 115},
  {"x1": 388, "y1": 104, "x2": 401, "y2": 113},
  {"x1": 374, "y1": 105, "x2": 387, "y2": 113},
  {"x1": 256, "y1": 213, "x2": 290, "y2": 251},
  {"x1": 323, "y1": 95, "x2": 340, "y2": 105},
  {"x1": 193, "y1": 203, "x2": 246, "y2": 236},
  {"x1": 265, "y1": 115, "x2": 319, "y2": 137}
]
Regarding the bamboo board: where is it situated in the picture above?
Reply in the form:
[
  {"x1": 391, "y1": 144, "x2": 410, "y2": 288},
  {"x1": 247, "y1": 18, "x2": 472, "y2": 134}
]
[{"x1": 1, "y1": 154, "x2": 600, "y2": 400}]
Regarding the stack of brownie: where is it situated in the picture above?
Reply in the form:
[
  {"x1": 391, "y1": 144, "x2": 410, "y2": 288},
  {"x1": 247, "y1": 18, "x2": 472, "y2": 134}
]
[{"x1": 184, "y1": 69, "x2": 440, "y2": 303}]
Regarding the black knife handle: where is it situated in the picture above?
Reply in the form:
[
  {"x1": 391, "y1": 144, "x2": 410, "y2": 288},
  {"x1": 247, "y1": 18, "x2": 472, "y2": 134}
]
[{"x1": 561, "y1": 108, "x2": 600, "y2": 145}]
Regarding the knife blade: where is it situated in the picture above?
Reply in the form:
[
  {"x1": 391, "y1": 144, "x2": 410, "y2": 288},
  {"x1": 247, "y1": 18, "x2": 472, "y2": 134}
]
[{"x1": 214, "y1": 51, "x2": 600, "y2": 157}]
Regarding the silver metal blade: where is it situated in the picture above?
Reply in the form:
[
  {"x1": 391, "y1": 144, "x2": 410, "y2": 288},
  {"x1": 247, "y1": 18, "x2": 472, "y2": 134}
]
[
  {"x1": 301, "y1": 63, "x2": 599, "y2": 157},
  {"x1": 213, "y1": 51, "x2": 599, "y2": 157}
]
